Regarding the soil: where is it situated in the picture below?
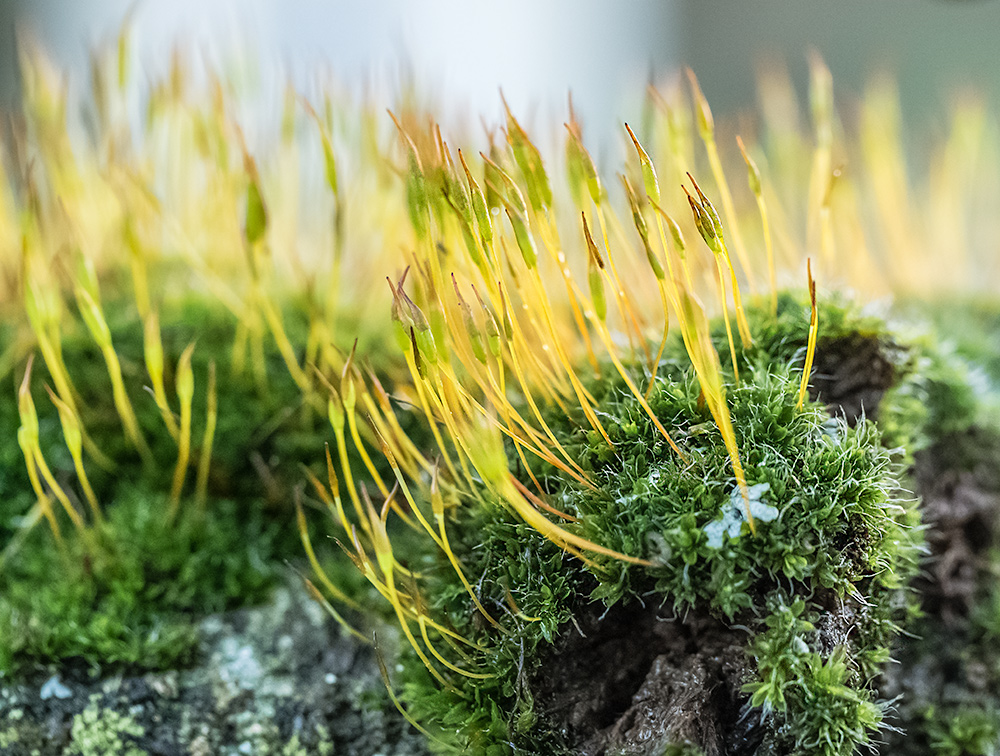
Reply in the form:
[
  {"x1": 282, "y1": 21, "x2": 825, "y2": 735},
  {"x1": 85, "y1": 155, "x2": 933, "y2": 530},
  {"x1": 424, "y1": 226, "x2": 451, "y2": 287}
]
[
  {"x1": 878, "y1": 425, "x2": 1000, "y2": 752},
  {"x1": 532, "y1": 596, "x2": 765, "y2": 756},
  {"x1": 808, "y1": 334, "x2": 899, "y2": 425}
]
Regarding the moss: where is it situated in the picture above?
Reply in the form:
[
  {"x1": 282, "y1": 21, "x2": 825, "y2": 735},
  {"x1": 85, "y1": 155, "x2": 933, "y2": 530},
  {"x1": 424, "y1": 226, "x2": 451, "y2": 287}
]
[
  {"x1": 659, "y1": 745, "x2": 705, "y2": 756},
  {"x1": 0, "y1": 726, "x2": 21, "y2": 749},
  {"x1": 925, "y1": 707, "x2": 1000, "y2": 756},
  {"x1": 879, "y1": 422, "x2": 1000, "y2": 755},
  {"x1": 67, "y1": 696, "x2": 147, "y2": 756},
  {"x1": 0, "y1": 489, "x2": 277, "y2": 674},
  {"x1": 394, "y1": 297, "x2": 932, "y2": 755},
  {"x1": 900, "y1": 296, "x2": 1000, "y2": 389},
  {"x1": 0, "y1": 294, "x2": 411, "y2": 677}
]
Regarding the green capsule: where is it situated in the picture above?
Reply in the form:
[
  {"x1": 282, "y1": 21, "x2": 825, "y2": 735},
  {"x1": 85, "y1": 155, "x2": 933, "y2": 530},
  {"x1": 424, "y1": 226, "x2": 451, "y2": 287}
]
[
  {"x1": 459, "y1": 150, "x2": 493, "y2": 245},
  {"x1": 506, "y1": 108, "x2": 553, "y2": 212},
  {"x1": 621, "y1": 175, "x2": 649, "y2": 244},
  {"x1": 76, "y1": 287, "x2": 112, "y2": 348},
  {"x1": 588, "y1": 263, "x2": 606, "y2": 322},
  {"x1": 302, "y1": 99, "x2": 339, "y2": 195},
  {"x1": 685, "y1": 186, "x2": 721, "y2": 255},
  {"x1": 621, "y1": 176, "x2": 665, "y2": 279},
  {"x1": 443, "y1": 164, "x2": 471, "y2": 226},
  {"x1": 328, "y1": 395, "x2": 345, "y2": 434},
  {"x1": 405, "y1": 156, "x2": 429, "y2": 241},
  {"x1": 54, "y1": 392, "x2": 82, "y2": 459},
  {"x1": 176, "y1": 345, "x2": 195, "y2": 406},
  {"x1": 642, "y1": 236, "x2": 665, "y2": 281},
  {"x1": 429, "y1": 303, "x2": 448, "y2": 363},
  {"x1": 483, "y1": 143, "x2": 505, "y2": 215},
  {"x1": 686, "y1": 68, "x2": 715, "y2": 141},
  {"x1": 340, "y1": 373, "x2": 357, "y2": 414},
  {"x1": 566, "y1": 126, "x2": 602, "y2": 208},
  {"x1": 319, "y1": 128, "x2": 338, "y2": 197},
  {"x1": 484, "y1": 308, "x2": 502, "y2": 358},
  {"x1": 582, "y1": 215, "x2": 607, "y2": 321},
  {"x1": 468, "y1": 322, "x2": 488, "y2": 364},
  {"x1": 459, "y1": 222, "x2": 485, "y2": 272},
  {"x1": 661, "y1": 211, "x2": 685, "y2": 256},
  {"x1": 506, "y1": 207, "x2": 537, "y2": 270},
  {"x1": 464, "y1": 305, "x2": 488, "y2": 364},
  {"x1": 244, "y1": 154, "x2": 268, "y2": 247},
  {"x1": 472, "y1": 285, "x2": 504, "y2": 358},
  {"x1": 738, "y1": 136, "x2": 762, "y2": 198},
  {"x1": 388, "y1": 277, "x2": 414, "y2": 353},
  {"x1": 484, "y1": 154, "x2": 529, "y2": 219},
  {"x1": 17, "y1": 361, "x2": 39, "y2": 440},
  {"x1": 392, "y1": 319, "x2": 410, "y2": 355},
  {"x1": 397, "y1": 288, "x2": 437, "y2": 366},
  {"x1": 690, "y1": 175, "x2": 724, "y2": 241},
  {"x1": 500, "y1": 292, "x2": 514, "y2": 340},
  {"x1": 75, "y1": 253, "x2": 101, "y2": 304},
  {"x1": 453, "y1": 277, "x2": 488, "y2": 364},
  {"x1": 624, "y1": 123, "x2": 660, "y2": 206}
]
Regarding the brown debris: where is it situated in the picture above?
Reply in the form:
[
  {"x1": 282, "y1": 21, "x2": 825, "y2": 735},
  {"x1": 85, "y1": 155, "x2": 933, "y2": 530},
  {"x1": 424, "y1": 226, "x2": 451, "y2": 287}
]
[
  {"x1": 912, "y1": 427, "x2": 1000, "y2": 624},
  {"x1": 533, "y1": 601, "x2": 764, "y2": 756},
  {"x1": 809, "y1": 334, "x2": 898, "y2": 425}
]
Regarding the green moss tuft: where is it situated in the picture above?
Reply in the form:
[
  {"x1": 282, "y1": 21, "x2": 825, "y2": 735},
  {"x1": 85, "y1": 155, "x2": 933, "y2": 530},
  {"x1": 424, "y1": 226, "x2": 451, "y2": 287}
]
[
  {"x1": 925, "y1": 707, "x2": 1000, "y2": 756},
  {"x1": 0, "y1": 490, "x2": 278, "y2": 674},
  {"x1": 0, "y1": 295, "x2": 408, "y2": 677},
  {"x1": 394, "y1": 297, "x2": 934, "y2": 755}
]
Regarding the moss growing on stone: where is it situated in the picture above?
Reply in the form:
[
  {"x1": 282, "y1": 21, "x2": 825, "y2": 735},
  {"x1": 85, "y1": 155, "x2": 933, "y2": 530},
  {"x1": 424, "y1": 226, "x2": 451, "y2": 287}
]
[
  {"x1": 0, "y1": 491, "x2": 278, "y2": 674},
  {"x1": 391, "y1": 299, "x2": 930, "y2": 755},
  {"x1": 0, "y1": 295, "x2": 404, "y2": 677}
]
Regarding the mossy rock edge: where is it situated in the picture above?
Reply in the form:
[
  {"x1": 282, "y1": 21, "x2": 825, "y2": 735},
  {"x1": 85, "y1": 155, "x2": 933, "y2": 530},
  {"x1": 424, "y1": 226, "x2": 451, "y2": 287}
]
[{"x1": 395, "y1": 296, "x2": 999, "y2": 756}]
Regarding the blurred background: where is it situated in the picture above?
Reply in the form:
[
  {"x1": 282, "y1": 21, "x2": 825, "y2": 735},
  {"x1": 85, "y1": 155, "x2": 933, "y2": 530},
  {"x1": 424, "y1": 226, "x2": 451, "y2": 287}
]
[{"x1": 1, "y1": 0, "x2": 1000, "y2": 143}]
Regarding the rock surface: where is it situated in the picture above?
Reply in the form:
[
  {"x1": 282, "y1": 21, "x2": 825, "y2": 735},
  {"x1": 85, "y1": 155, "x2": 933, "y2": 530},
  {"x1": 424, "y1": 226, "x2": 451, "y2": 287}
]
[{"x1": 0, "y1": 577, "x2": 428, "y2": 756}]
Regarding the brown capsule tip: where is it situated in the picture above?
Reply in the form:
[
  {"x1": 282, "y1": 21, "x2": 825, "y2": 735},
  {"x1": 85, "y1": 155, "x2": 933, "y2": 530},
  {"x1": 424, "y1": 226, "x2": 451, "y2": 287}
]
[
  {"x1": 19, "y1": 353, "x2": 34, "y2": 397},
  {"x1": 736, "y1": 134, "x2": 749, "y2": 159},
  {"x1": 581, "y1": 212, "x2": 605, "y2": 269},
  {"x1": 686, "y1": 172, "x2": 709, "y2": 204},
  {"x1": 623, "y1": 123, "x2": 644, "y2": 153}
]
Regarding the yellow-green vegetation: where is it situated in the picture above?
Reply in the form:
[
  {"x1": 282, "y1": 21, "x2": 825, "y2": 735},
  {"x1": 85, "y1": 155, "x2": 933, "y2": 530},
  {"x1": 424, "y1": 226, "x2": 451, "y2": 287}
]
[
  {"x1": 3, "y1": 28, "x2": 1000, "y2": 756},
  {"x1": 298, "y1": 60, "x2": 1000, "y2": 755},
  {"x1": 372, "y1": 298, "x2": 933, "y2": 755},
  {"x1": 67, "y1": 696, "x2": 146, "y2": 756},
  {"x1": 0, "y1": 33, "x2": 414, "y2": 676}
]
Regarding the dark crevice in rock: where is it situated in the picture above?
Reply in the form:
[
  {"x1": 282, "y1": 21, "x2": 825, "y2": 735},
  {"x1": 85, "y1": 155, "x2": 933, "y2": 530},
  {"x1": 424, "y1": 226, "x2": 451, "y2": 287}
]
[
  {"x1": 809, "y1": 334, "x2": 899, "y2": 425},
  {"x1": 879, "y1": 426, "x2": 1000, "y2": 753},
  {"x1": 533, "y1": 600, "x2": 763, "y2": 756},
  {"x1": 911, "y1": 427, "x2": 1000, "y2": 623}
]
